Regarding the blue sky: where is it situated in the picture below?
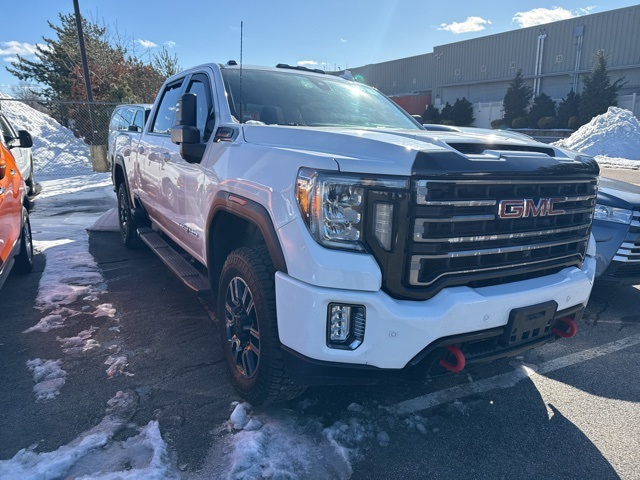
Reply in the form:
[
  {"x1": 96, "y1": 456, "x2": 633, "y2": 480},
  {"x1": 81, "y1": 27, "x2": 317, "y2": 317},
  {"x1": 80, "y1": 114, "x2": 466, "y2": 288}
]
[{"x1": 1, "y1": 1, "x2": 638, "y2": 91}]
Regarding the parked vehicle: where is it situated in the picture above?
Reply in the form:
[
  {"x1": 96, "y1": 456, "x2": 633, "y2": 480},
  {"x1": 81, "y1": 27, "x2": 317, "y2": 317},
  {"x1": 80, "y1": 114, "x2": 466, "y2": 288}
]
[
  {"x1": 592, "y1": 177, "x2": 640, "y2": 285},
  {"x1": 112, "y1": 62, "x2": 599, "y2": 404},
  {"x1": 0, "y1": 143, "x2": 33, "y2": 290},
  {"x1": 107, "y1": 104, "x2": 151, "y2": 170},
  {"x1": 0, "y1": 112, "x2": 34, "y2": 194}
]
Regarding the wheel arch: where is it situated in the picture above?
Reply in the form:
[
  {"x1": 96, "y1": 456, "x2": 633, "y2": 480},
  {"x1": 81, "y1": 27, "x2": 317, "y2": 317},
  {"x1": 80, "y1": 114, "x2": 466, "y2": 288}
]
[
  {"x1": 206, "y1": 192, "x2": 287, "y2": 296},
  {"x1": 112, "y1": 155, "x2": 129, "y2": 194}
]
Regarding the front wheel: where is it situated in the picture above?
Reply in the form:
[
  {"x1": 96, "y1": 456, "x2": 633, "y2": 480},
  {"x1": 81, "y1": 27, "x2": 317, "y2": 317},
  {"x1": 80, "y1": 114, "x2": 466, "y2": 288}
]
[
  {"x1": 117, "y1": 182, "x2": 141, "y2": 249},
  {"x1": 217, "y1": 246, "x2": 305, "y2": 405}
]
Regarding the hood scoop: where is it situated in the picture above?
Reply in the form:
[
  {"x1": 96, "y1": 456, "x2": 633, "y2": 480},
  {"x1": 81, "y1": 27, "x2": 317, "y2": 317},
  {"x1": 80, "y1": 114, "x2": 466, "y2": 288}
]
[{"x1": 447, "y1": 142, "x2": 555, "y2": 157}]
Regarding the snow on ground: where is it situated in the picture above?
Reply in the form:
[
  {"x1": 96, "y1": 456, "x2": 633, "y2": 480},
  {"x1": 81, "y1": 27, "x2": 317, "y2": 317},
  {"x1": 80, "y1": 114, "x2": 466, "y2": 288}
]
[
  {"x1": 554, "y1": 107, "x2": 640, "y2": 166},
  {"x1": 0, "y1": 92, "x2": 93, "y2": 176},
  {"x1": 1, "y1": 174, "x2": 177, "y2": 479},
  {"x1": 0, "y1": 391, "x2": 177, "y2": 480}
]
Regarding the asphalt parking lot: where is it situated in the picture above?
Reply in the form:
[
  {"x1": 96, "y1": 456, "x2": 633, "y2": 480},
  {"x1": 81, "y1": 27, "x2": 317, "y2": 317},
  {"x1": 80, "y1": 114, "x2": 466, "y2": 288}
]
[{"x1": 1, "y1": 171, "x2": 639, "y2": 479}]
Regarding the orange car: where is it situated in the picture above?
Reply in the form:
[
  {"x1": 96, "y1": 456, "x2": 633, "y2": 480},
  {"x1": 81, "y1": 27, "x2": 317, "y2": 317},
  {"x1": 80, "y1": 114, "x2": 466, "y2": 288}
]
[{"x1": 0, "y1": 142, "x2": 33, "y2": 289}]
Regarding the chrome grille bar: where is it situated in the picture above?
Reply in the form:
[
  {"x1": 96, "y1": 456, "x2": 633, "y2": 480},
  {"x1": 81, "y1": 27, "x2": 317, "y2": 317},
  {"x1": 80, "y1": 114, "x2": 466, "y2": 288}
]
[{"x1": 613, "y1": 241, "x2": 640, "y2": 262}]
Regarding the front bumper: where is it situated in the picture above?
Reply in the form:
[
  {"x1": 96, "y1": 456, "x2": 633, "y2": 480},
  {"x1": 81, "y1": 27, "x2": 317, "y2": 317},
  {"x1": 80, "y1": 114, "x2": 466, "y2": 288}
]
[{"x1": 275, "y1": 256, "x2": 596, "y2": 376}]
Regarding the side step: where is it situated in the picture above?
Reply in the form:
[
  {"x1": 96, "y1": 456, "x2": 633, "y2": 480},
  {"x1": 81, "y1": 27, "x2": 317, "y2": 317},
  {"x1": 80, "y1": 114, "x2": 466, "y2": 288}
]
[{"x1": 137, "y1": 227, "x2": 211, "y2": 297}]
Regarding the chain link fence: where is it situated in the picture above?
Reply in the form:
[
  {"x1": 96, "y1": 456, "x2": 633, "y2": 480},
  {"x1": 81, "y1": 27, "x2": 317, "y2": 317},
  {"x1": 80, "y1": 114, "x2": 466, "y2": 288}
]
[{"x1": 0, "y1": 96, "x2": 126, "y2": 177}]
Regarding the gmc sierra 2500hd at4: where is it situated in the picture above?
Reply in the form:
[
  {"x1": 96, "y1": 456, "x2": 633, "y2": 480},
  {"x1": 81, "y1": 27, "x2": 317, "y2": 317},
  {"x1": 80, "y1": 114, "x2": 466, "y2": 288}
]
[{"x1": 112, "y1": 62, "x2": 599, "y2": 404}]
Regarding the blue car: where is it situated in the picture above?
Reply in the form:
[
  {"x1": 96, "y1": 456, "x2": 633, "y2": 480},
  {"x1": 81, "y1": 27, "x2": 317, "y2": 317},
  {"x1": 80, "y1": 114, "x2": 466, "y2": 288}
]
[{"x1": 593, "y1": 177, "x2": 640, "y2": 285}]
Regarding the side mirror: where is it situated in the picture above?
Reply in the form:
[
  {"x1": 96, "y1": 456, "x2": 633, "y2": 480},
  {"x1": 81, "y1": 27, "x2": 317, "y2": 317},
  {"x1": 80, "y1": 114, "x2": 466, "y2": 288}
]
[
  {"x1": 17, "y1": 130, "x2": 33, "y2": 148},
  {"x1": 127, "y1": 125, "x2": 139, "y2": 132},
  {"x1": 0, "y1": 159, "x2": 6, "y2": 180},
  {"x1": 171, "y1": 93, "x2": 200, "y2": 145},
  {"x1": 412, "y1": 115, "x2": 424, "y2": 124},
  {"x1": 171, "y1": 93, "x2": 205, "y2": 164}
]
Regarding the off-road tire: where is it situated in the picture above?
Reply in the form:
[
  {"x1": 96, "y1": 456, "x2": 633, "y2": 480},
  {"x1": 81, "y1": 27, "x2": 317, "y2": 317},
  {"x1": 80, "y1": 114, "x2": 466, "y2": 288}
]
[
  {"x1": 117, "y1": 182, "x2": 141, "y2": 249},
  {"x1": 217, "y1": 246, "x2": 305, "y2": 405},
  {"x1": 14, "y1": 207, "x2": 34, "y2": 273}
]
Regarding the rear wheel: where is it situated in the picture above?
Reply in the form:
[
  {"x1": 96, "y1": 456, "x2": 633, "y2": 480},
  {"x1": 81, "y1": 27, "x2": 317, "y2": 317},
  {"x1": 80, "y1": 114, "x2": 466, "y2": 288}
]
[
  {"x1": 117, "y1": 182, "x2": 141, "y2": 248},
  {"x1": 15, "y1": 207, "x2": 34, "y2": 273},
  {"x1": 217, "y1": 246, "x2": 305, "y2": 405}
]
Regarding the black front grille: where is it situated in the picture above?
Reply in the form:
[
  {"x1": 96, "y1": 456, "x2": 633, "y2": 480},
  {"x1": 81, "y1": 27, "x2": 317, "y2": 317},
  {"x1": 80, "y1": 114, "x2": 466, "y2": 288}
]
[{"x1": 406, "y1": 177, "x2": 597, "y2": 294}]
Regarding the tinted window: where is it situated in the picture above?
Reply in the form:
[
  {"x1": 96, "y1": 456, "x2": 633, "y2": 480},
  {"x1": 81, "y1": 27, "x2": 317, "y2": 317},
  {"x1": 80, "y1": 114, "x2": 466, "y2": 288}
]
[
  {"x1": 186, "y1": 77, "x2": 212, "y2": 139},
  {"x1": 0, "y1": 114, "x2": 16, "y2": 142},
  {"x1": 133, "y1": 110, "x2": 144, "y2": 130},
  {"x1": 221, "y1": 69, "x2": 419, "y2": 129},
  {"x1": 110, "y1": 107, "x2": 134, "y2": 131},
  {"x1": 151, "y1": 81, "x2": 184, "y2": 134}
]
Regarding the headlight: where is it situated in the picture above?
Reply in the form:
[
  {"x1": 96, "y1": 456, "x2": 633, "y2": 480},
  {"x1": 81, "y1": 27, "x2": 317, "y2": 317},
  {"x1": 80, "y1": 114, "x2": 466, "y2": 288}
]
[
  {"x1": 593, "y1": 204, "x2": 632, "y2": 224},
  {"x1": 296, "y1": 168, "x2": 407, "y2": 251}
]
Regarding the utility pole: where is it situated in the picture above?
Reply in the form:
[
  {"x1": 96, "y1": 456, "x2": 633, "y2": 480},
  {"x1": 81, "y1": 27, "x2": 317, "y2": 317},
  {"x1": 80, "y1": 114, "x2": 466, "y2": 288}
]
[
  {"x1": 73, "y1": 0, "x2": 104, "y2": 172},
  {"x1": 73, "y1": 0, "x2": 93, "y2": 103}
]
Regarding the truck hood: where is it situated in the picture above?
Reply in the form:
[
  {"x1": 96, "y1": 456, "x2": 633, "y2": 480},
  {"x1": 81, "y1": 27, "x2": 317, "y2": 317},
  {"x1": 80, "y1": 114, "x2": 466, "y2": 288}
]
[
  {"x1": 241, "y1": 125, "x2": 599, "y2": 177},
  {"x1": 597, "y1": 177, "x2": 640, "y2": 208}
]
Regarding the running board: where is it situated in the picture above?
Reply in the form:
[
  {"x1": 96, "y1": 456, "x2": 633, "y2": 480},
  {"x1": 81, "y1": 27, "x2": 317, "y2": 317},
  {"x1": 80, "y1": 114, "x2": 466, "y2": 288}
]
[{"x1": 137, "y1": 227, "x2": 211, "y2": 296}]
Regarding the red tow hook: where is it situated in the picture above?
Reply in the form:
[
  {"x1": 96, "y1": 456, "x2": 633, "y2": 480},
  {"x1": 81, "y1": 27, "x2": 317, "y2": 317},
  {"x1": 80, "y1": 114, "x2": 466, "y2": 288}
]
[
  {"x1": 552, "y1": 316, "x2": 578, "y2": 338},
  {"x1": 439, "y1": 345, "x2": 466, "y2": 373}
]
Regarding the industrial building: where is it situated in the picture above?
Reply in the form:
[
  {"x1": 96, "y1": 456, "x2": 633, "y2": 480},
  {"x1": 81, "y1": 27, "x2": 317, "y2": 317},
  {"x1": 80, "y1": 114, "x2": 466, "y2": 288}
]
[{"x1": 347, "y1": 5, "x2": 640, "y2": 127}]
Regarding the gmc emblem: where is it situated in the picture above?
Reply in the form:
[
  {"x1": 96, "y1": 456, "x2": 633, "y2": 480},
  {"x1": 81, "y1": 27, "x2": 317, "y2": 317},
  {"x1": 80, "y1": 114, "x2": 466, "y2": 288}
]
[{"x1": 498, "y1": 198, "x2": 566, "y2": 219}]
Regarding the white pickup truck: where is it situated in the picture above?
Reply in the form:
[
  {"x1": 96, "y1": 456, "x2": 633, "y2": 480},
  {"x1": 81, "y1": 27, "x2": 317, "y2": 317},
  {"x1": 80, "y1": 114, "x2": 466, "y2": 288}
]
[{"x1": 112, "y1": 62, "x2": 599, "y2": 404}]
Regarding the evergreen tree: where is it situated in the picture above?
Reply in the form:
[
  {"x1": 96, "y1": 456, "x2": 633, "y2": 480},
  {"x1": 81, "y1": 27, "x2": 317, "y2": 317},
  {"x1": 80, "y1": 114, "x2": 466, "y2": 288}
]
[
  {"x1": 6, "y1": 13, "x2": 175, "y2": 104},
  {"x1": 557, "y1": 90, "x2": 580, "y2": 129},
  {"x1": 6, "y1": 13, "x2": 175, "y2": 144},
  {"x1": 153, "y1": 47, "x2": 181, "y2": 78},
  {"x1": 450, "y1": 97, "x2": 475, "y2": 126},
  {"x1": 422, "y1": 104, "x2": 440, "y2": 124},
  {"x1": 578, "y1": 50, "x2": 625, "y2": 125},
  {"x1": 7, "y1": 14, "x2": 119, "y2": 101},
  {"x1": 440, "y1": 102, "x2": 453, "y2": 124},
  {"x1": 527, "y1": 93, "x2": 556, "y2": 128},
  {"x1": 502, "y1": 69, "x2": 532, "y2": 128}
]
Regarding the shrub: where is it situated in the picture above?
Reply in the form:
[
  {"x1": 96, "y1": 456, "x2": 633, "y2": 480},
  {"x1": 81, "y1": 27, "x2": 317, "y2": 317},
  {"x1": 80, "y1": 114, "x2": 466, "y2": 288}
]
[
  {"x1": 511, "y1": 117, "x2": 528, "y2": 129},
  {"x1": 568, "y1": 116, "x2": 580, "y2": 130},
  {"x1": 491, "y1": 118, "x2": 505, "y2": 129},
  {"x1": 537, "y1": 116, "x2": 558, "y2": 129},
  {"x1": 440, "y1": 119, "x2": 455, "y2": 125},
  {"x1": 422, "y1": 104, "x2": 440, "y2": 124}
]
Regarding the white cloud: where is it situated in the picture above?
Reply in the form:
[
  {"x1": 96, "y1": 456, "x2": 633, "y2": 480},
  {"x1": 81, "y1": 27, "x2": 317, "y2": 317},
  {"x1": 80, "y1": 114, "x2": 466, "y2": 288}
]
[
  {"x1": 438, "y1": 16, "x2": 492, "y2": 34},
  {"x1": 297, "y1": 60, "x2": 319, "y2": 66},
  {"x1": 513, "y1": 6, "x2": 593, "y2": 28},
  {"x1": 164, "y1": 40, "x2": 176, "y2": 48},
  {"x1": 0, "y1": 41, "x2": 39, "y2": 56},
  {"x1": 340, "y1": 38, "x2": 347, "y2": 43},
  {"x1": 136, "y1": 39, "x2": 157, "y2": 49},
  {"x1": 3, "y1": 56, "x2": 19, "y2": 63}
]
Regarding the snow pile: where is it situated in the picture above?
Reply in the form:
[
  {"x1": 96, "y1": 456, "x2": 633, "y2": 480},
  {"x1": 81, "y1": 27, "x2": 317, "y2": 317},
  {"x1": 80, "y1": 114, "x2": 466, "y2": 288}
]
[
  {"x1": 215, "y1": 402, "x2": 355, "y2": 479},
  {"x1": 554, "y1": 107, "x2": 640, "y2": 161},
  {"x1": 0, "y1": 92, "x2": 93, "y2": 176},
  {"x1": 26, "y1": 358, "x2": 67, "y2": 401}
]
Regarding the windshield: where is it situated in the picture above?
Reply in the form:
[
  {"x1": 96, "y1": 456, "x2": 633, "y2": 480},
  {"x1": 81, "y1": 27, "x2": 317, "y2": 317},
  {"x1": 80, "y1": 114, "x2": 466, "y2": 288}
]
[{"x1": 221, "y1": 68, "x2": 420, "y2": 130}]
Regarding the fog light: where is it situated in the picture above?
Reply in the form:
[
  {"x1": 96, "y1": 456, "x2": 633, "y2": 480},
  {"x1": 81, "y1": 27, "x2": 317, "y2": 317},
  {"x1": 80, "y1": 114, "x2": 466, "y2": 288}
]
[{"x1": 327, "y1": 303, "x2": 366, "y2": 350}]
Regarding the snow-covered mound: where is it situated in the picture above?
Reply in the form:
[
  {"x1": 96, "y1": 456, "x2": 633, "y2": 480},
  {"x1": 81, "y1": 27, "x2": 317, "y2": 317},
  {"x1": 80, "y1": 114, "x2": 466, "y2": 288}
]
[
  {"x1": 554, "y1": 107, "x2": 640, "y2": 161},
  {"x1": 0, "y1": 92, "x2": 93, "y2": 176}
]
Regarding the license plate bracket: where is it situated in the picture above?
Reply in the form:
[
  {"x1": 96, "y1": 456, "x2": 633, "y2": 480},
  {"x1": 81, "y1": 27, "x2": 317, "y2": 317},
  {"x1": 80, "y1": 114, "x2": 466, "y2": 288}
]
[{"x1": 501, "y1": 301, "x2": 558, "y2": 347}]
